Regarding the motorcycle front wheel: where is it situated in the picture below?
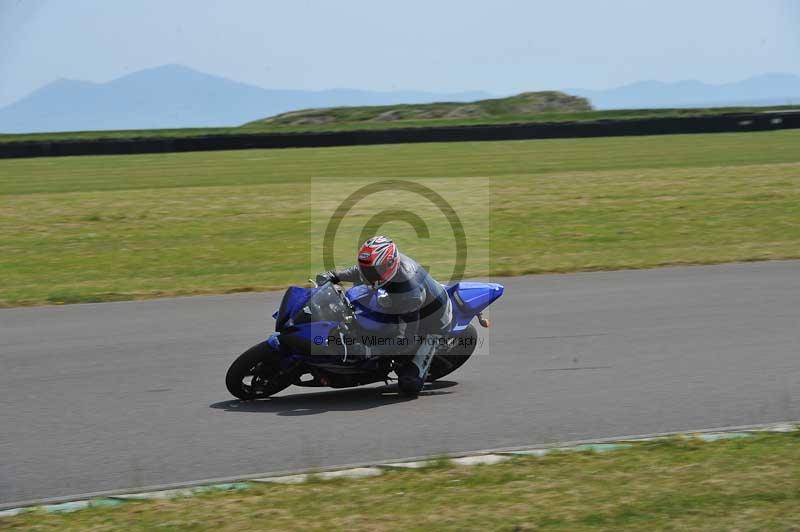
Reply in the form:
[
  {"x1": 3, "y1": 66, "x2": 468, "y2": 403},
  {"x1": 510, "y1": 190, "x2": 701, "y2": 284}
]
[{"x1": 225, "y1": 342, "x2": 293, "y2": 400}]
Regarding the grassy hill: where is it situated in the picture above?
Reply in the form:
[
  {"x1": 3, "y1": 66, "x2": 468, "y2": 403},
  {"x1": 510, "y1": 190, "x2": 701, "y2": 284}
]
[
  {"x1": 243, "y1": 90, "x2": 592, "y2": 127},
  {"x1": 0, "y1": 94, "x2": 797, "y2": 144}
]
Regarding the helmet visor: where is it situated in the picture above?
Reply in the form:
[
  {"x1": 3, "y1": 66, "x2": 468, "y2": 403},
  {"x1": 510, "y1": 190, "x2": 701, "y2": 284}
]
[{"x1": 359, "y1": 263, "x2": 387, "y2": 286}]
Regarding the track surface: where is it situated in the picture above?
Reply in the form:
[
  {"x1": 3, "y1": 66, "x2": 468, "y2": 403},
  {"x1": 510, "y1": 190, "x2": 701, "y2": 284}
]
[{"x1": 2, "y1": 261, "x2": 799, "y2": 506}]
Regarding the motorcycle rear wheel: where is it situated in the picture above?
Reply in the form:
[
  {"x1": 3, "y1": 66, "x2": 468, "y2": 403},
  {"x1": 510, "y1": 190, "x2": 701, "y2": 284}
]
[
  {"x1": 426, "y1": 324, "x2": 478, "y2": 382},
  {"x1": 225, "y1": 342, "x2": 293, "y2": 400}
]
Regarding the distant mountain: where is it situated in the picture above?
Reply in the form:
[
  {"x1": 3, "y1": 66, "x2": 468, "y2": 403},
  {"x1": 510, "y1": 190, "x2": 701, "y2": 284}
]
[
  {"x1": 5, "y1": 66, "x2": 798, "y2": 134},
  {"x1": 0, "y1": 64, "x2": 491, "y2": 134},
  {"x1": 568, "y1": 73, "x2": 800, "y2": 109}
]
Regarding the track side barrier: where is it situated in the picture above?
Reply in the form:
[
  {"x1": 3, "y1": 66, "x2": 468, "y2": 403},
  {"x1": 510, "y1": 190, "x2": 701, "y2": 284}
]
[{"x1": 1, "y1": 112, "x2": 798, "y2": 159}]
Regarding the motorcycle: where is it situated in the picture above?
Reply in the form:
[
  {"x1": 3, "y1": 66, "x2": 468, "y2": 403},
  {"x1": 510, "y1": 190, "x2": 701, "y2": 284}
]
[{"x1": 225, "y1": 279, "x2": 504, "y2": 399}]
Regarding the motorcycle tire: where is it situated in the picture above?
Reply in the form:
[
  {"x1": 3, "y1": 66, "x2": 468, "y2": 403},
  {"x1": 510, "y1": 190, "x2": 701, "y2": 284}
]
[
  {"x1": 426, "y1": 324, "x2": 479, "y2": 382},
  {"x1": 225, "y1": 342, "x2": 293, "y2": 400}
]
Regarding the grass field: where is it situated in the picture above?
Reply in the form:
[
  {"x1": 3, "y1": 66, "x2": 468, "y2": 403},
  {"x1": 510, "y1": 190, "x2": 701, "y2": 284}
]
[
  {"x1": 0, "y1": 105, "x2": 796, "y2": 143},
  {"x1": 1, "y1": 129, "x2": 799, "y2": 307},
  {"x1": 3, "y1": 433, "x2": 799, "y2": 531}
]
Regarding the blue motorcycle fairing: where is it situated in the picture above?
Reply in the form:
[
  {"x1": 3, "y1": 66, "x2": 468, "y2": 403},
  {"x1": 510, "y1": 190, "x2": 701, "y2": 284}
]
[
  {"x1": 274, "y1": 286, "x2": 315, "y2": 331},
  {"x1": 447, "y1": 282, "x2": 504, "y2": 332},
  {"x1": 345, "y1": 283, "x2": 371, "y2": 302},
  {"x1": 448, "y1": 282, "x2": 504, "y2": 313},
  {"x1": 266, "y1": 334, "x2": 281, "y2": 351},
  {"x1": 266, "y1": 327, "x2": 387, "y2": 375},
  {"x1": 345, "y1": 284, "x2": 399, "y2": 332},
  {"x1": 274, "y1": 320, "x2": 341, "y2": 357},
  {"x1": 289, "y1": 320, "x2": 340, "y2": 343},
  {"x1": 346, "y1": 281, "x2": 504, "y2": 334}
]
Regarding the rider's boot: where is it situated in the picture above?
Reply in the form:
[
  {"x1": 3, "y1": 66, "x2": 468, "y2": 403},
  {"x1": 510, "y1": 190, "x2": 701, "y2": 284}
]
[{"x1": 397, "y1": 335, "x2": 440, "y2": 397}]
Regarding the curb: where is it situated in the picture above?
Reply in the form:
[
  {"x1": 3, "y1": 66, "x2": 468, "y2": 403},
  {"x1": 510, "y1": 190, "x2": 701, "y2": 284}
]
[{"x1": 1, "y1": 421, "x2": 797, "y2": 518}]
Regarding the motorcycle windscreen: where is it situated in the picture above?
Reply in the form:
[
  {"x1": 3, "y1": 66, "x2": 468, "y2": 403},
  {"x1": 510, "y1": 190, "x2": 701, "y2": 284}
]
[{"x1": 291, "y1": 283, "x2": 352, "y2": 325}]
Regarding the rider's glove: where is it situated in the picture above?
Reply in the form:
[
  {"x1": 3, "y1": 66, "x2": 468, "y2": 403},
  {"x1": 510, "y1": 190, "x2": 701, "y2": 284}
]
[{"x1": 316, "y1": 272, "x2": 339, "y2": 286}]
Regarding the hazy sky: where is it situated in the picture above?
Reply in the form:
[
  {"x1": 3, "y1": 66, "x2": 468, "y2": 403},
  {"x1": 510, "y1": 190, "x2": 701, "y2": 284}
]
[{"x1": 1, "y1": 0, "x2": 798, "y2": 106}]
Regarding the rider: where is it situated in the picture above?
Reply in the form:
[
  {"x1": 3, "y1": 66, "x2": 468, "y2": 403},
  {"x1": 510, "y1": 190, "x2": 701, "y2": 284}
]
[{"x1": 316, "y1": 236, "x2": 452, "y2": 396}]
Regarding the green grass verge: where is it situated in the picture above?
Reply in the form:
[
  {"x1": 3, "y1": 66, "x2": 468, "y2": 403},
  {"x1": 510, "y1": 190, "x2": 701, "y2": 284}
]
[
  {"x1": 3, "y1": 433, "x2": 799, "y2": 531},
  {"x1": 1, "y1": 130, "x2": 799, "y2": 307},
  {"x1": 0, "y1": 105, "x2": 796, "y2": 143}
]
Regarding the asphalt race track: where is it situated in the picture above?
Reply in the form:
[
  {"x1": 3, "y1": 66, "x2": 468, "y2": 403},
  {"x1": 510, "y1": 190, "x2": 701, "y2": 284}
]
[{"x1": 2, "y1": 261, "x2": 799, "y2": 506}]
